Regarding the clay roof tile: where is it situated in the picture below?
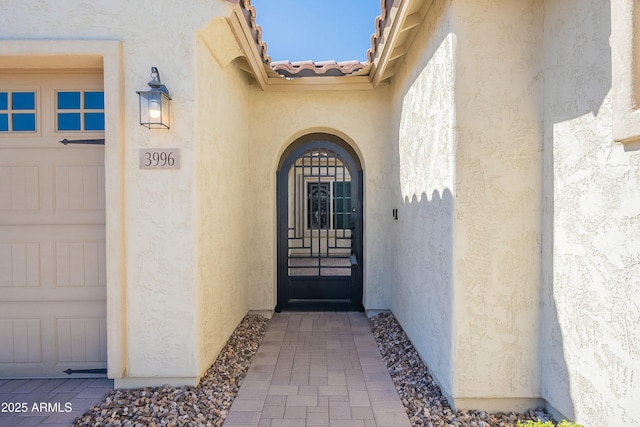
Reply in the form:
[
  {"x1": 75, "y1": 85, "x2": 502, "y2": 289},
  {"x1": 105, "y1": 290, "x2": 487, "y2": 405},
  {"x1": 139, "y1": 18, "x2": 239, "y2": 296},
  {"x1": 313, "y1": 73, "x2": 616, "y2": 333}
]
[{"x1": 237, "y1": 0, "x2": 392, "y2": 78}]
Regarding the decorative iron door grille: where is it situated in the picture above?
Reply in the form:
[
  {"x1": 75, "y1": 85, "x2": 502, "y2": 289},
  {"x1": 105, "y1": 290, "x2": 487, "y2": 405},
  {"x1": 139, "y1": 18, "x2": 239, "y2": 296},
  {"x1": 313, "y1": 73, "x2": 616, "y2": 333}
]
[{"x1": 277, "y1": 140, "x2": 363, "y2": 311}]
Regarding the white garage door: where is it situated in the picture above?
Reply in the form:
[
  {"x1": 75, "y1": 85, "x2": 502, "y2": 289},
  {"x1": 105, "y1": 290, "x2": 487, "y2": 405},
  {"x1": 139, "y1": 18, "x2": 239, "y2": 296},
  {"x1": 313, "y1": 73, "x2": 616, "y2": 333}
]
[{"x1": 0, "y1": 72, "x2": 106, "y2": 378}]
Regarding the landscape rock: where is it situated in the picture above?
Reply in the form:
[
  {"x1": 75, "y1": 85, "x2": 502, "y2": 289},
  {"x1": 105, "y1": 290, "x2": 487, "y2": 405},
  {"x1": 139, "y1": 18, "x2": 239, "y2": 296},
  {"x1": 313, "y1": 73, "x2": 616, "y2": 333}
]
[{"x1": 369, "y1": 312, "x2": 554, "y2": 427}]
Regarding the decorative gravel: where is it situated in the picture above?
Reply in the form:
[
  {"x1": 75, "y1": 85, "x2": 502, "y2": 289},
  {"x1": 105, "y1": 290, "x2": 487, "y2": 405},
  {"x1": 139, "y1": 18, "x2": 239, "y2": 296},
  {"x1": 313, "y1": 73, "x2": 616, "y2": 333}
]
[
  {"x1": 73, "y1": 314, "x2": 269, "y2": 427},
  {"x1": 369, "y1": 312, "x2": 554, "y2": 427}
]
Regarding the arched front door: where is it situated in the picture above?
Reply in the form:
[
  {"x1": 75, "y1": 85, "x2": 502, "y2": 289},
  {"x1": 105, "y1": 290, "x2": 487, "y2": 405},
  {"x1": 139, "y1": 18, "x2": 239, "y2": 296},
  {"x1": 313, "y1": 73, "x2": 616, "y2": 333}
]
[{"x1": 276, "y1": 136, "x2": 364, "y2": 311}]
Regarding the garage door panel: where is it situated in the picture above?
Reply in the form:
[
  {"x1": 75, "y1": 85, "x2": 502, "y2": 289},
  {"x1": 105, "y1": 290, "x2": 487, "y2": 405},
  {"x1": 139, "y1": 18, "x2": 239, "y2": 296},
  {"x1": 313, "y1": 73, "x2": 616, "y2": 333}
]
[
  {"x1": 0, "y1": 319, "x2": 42, "y2": 363},
  {"x1": 0, "y1": 166, "x2": 39, "y2": 211},
  {"x1": 55, "y1": 165, "x2": 105, "y2": 210},
  {"x1": 0, "y1": 301, "x2": 106, "y2": 378},
  {"x1": 57, "y1": 318, "x2": 107, "y2": 363},
  {"x1": 0, "y1": 226, "x2": 105, "y2": 290},
  {"x1": 0, "y1": 242, "x2": 40, "y2": 287},
  {"x1": 55, "y1": 241, "x2": 106, "y2": 287}
]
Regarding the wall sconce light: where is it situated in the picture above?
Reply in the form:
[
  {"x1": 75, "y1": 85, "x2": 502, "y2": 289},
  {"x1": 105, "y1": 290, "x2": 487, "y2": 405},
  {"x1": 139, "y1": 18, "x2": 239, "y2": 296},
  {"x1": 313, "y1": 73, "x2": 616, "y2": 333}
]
[{"x1": 137, "y1": 67, "x2": 171, "y2": 129}]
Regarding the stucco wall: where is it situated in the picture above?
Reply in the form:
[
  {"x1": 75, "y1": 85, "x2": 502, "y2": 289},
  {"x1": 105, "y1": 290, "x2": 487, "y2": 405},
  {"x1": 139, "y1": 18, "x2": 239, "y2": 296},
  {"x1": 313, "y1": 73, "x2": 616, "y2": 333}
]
[
  {"x1": 389, "y1": 0, "x2": 543, "y2": 409},
  {"x1": 451, "y1": 0, "x2": 543, "y2": 407},
  {"x1": 542, "y1": 0, "x2": 640, "y2": 424},
  {"x1": 246, "y1": 87, "x2": 392, "y2": 312},
  {"x1": 0, "y1": 0, "x2": 239, "y2": 386},
  {"x1": 195, "y1": 21, "x2": 251, "y2": 375},
  {"x1": 388, "y1": 0, "x2": 456, "y2": 397}
]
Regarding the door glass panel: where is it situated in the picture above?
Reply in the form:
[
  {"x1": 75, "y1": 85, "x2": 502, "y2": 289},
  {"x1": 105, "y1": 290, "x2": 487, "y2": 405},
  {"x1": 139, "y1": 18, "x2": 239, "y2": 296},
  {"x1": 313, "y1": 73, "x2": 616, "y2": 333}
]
[
  {"x1": 84, "y1": 113, "x2": 105, "y2": 131},
  {"x1": 308, "y1": 183, "x2": 329, "y2": 229},
  {"x1": 12, "y1": 114, "x2": 36, "y2": 132},
  {"x1": 58, "y1": 113, "x2": 81, "y2": 131},
  {"x1": 84, "y1": 92, "x2": 104, "y2": 109},
  {"x1": 12, "y1": 92, "x2": 35, "y2": 110},
  {"x1": 58, "y1": 92, "x2": 81, "y2": 109}
]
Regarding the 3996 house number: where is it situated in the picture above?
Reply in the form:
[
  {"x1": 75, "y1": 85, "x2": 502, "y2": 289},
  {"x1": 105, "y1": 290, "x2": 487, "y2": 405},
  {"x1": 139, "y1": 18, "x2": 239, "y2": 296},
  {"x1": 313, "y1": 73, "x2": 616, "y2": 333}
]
[{"x1": 139, "y1": 149, "x2": 180, "y2": 169}]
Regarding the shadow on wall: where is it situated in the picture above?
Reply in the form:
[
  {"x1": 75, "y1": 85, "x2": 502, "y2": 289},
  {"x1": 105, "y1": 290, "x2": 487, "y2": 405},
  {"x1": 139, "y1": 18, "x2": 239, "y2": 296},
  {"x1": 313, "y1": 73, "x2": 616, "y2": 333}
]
[
  {"x1": 384, "y1": 0, "x2": 456, "y2": 399},
  {"x1": 390, "y1": 188, "x2": 455, "y2": 397},
  {"x1": 541, "y1": 0, "x2": 615, "y2": 422}
]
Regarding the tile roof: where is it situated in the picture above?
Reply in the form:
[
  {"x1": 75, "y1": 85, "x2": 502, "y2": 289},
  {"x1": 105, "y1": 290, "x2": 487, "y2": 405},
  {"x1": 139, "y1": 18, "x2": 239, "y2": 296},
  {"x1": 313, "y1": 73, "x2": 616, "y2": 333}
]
[
  {"x1": 270, "y1": 60, "x2": 368, "y2": 78},
  {"x1": 235, "y1": 0, "x2": 394, "y2": 78}
]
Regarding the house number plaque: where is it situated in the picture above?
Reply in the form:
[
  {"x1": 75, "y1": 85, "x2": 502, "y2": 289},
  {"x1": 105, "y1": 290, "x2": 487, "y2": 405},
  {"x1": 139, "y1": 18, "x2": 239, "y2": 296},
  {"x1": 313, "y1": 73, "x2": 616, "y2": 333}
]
[{"x1": 139, "y1": 149, "x2": 180, "y2": 169}]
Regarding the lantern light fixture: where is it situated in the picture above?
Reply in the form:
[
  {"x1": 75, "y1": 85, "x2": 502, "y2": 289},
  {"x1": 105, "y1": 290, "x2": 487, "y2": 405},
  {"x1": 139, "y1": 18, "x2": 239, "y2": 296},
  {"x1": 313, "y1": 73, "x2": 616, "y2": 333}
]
[{"x1": 137, "y1": 67, "x2": 171, "y2": 129}]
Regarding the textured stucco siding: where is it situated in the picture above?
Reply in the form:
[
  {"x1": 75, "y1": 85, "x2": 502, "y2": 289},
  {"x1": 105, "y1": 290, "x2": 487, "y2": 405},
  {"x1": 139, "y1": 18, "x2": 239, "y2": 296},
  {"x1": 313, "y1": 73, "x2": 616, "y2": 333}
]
[
  {"x1": 451, "y1": 0, "x2": 543, "y2": 404},
  {"x1": 389, "y1": 0, "x2": 543, "y2": 407},
  {"x1": 247, "y1": 88, "x2": 393, "y2": 312},
  {"x1": 389, "y1": 0, "x2": 456, "y2": 397},
  {"x1": 542, "y1": 0, "x2": 640, "y2": 425},
  {"x1": 195, "y1": 23, "x2": 251, "y2": 375}
]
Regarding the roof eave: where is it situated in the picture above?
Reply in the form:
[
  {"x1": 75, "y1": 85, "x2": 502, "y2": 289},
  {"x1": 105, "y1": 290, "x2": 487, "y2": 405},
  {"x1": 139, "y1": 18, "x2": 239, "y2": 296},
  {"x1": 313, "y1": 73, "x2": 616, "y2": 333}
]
[{"x1": 227, "y1": 0, "x2": 431, "y2": 91}]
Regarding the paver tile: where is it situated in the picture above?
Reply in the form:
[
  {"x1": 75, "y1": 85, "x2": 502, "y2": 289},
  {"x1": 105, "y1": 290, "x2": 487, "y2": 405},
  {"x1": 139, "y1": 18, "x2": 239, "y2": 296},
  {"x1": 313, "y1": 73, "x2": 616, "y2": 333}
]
[
  {"x1": 231, "y1": 398, "x2": 266, "y2": 411},
  {"x1": 318, "y1": 385, "x2": 348, "y2": 396},
  {"x1": 268, "y1": 385, "x2": 299, "y2": 395},
  {"x1": 327, "y1": 371, "x2": 346, "y2": 386},
  {"x1": 286, "y1": 395, "x2": 317, "y2": 407},
  {"x1": 364, "y1": 381, "x2": 395, "y2": 392},
  {"x1": 289, "y1": 372, "x2": 309, "y2": 384},
  {"x1": 350, "y1": 406, "x2": 374, "y2": 420},
  {"x1": 242, "y1": 381, "x2": 271, "y2": 392},
  {"x1": 283, "y1": 406, "x2": 306, "y2": 418},
  {"x1": 306, "y1": 411, "x2": 329, "y2": 425},
  {"x1": 298, "y1": 385, "x2": 319, "y2": 396},
  {"x1": 74, "y1": 386, "x2": 112, "y2": 398},
  {"x1": 373, "y1": 411, "x2": 412, "y2": 426},
  {"x1": 329, "y1": 420, "x2": 365, "y2": 427},
  {"x1": 0, "y1": 380, "x2": 30, "y2": 393},
  {"x1": 14, "y1": 415, "x2": 51, "y2": 427},
  {"x1": 368, "y1": 389, "x2": 401, "y2": 402},
  {"x1": 39, "y1": 410, "x2": 79, "y2": 425},
  {"x1": 270, "y1": 375, "x2": 292, "y2": 385},
  {"x1": 12, "y1": 380, "x2": 47, "y2": 394},
  {"x1": 269, "y1": 419, "x2": 305, "y2": 427},
  {"x1": 224, "y1": 410, "x2": 262, "y2": 425},
  {"x1": 265, "y1": 395, "x2": 287, "y2": 406},
  {"x1": 245, "y1": 372, "x2": 274, "y2": 382},
  {"x1": 370, "y1": 400, "x2": 406, "y2": 413},
  {"x1": 328, "y1": 401, "x2": 351, "y2": 420},
  {"x1": 309, "y1": 376, "x2": 328, "y2": 386},
  {"x1": 260, "y1": 405, "x2": 285, "y2": 419},
  {"x1": 347, "y1": 390, "x2": 370, "y2": 407}
]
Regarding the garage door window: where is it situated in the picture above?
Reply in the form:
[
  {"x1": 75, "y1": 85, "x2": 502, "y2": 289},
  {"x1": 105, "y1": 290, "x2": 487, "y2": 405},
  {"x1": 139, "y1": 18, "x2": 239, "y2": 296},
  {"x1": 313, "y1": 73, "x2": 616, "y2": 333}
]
[
  {"x1": 0, "y1": 91, "x2": 37, "y2": 132},
  {"x1": 56, "y1": 91, "x2": 104, "y2": 132}
]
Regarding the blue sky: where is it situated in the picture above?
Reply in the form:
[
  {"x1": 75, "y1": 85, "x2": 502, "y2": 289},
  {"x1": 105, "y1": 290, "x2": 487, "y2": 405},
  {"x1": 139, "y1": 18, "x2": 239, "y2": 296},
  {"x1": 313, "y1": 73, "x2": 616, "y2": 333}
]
[{"x1": 250, "y1": 1, "x2": 382, "y2": 63}]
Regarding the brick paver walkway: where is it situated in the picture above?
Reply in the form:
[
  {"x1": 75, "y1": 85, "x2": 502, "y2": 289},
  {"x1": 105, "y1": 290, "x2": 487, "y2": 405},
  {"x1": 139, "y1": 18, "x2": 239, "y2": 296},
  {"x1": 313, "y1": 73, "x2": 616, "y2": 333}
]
[
  {"x1": 223, "y1": 311, "x2": 411, "y2": 427},
  {"x1": 0, "y1": 377, "x2": 113, "y2": 426}
]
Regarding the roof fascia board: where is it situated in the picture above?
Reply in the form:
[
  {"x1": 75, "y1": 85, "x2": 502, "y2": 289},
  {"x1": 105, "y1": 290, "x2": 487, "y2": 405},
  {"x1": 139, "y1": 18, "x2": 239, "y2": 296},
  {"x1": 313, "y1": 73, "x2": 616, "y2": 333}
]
[
  {"x1": 265, "y1": 75, "x2": 375, "y2": 91},
  {"x1": 371, "y1": 0, "x2": 413, "y2": 87},
  {"x1": 227, "y1": 6, "x2": 269, "y2": 89}
]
